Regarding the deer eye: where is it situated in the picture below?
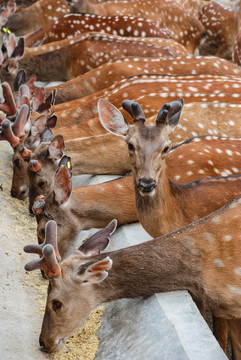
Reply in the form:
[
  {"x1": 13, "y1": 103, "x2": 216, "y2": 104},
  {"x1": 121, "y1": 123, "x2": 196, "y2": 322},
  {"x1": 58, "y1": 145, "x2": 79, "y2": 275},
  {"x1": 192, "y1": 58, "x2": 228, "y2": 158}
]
[
  {"x1": 39, "y1": 228, "x2": 45, "y2": 238},
  {"x1": 38, "y1": 180, "x2": 46, "y2": 188},
  {"x1": 127, "y1": 142, "x2": 135, "y2": 151},
  {"x1": 162, "y1": 146, "x2": 170, "y2": 154},
  {"x1": 13, "y1": 158, "x2": 20, "y2": 167},
  {"x1": 52, "y1": 300, "x2": 62, "y2": 312}
]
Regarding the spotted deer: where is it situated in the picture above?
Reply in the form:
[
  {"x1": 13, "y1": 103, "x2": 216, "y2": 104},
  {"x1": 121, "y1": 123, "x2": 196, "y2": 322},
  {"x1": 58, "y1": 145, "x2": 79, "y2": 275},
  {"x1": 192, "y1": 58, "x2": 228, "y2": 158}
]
[
  {"x1": 98, "y1": 98, "x2": 241, "y2": 352},
  {"x1": 49, "y1": 73, "x2": 241, "y2": 127},
  {"x1": 70, "y1": 0, "x2": 205, "y2": 53},
  {"x1": 44, "y1": 55, "x2": 241, "y2": 104},
  {"x1": 20, "y1": 132, "x2": 241, "y2": 212},
  {"x1": 33, "y1": 96, "x2": 240, "y2": 262},
  {"x1": 7, "y1": 98, "x2": 241, "y2": 202},
  {"x1": 98, "y1": 98, "x2": 241, "y2": 238},
  {"x1": 5, "y1": 0, "x2": 70, "y2": 35},
  {"x1": 199, "y1": 0, "x2": 237, "y2": 60},
  {"x1": 23, "y1": 34, "x2": 186, "y2": 58},
  {"x1": 24, "y1": 198, "x2": 241, "y2": 358},
  {"x1": 232, "y1": 0, "x2": 241, "y2": 66},
  {"x1": 24, "y1": 13, "x2": 170, "y2": 47},
  {"x1": 0, "y1": 33, "x2": 179, "y2": 87}
]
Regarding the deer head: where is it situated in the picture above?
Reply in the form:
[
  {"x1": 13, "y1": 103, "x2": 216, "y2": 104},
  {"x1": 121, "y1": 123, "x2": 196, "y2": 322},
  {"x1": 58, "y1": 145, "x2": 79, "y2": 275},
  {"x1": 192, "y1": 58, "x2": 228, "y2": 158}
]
[
  {"x1": 11, "y1": 112, "x2": 57, "y2": 201},
  {"x1": 98, "y1": 98, "x2": 184, "y2": 196},
  {"x1": 0, "y1": 34, "x2": 25, "y2": 88},
  {"x1": 32, "y1": 163, "x2": 74, "y2": 251},
  {"x1": 24, "y1": 219, "x2": 116, "y2": 353},
  {"x1": 20, "y1": 134, "x2": 65, "y2": 211}
]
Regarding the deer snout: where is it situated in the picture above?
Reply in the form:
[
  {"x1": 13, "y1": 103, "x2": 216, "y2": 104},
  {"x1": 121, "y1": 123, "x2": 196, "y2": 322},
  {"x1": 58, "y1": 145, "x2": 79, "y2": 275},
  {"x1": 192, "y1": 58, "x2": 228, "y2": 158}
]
[
  {"x1": 39, "y1": 336, "x2": 65, "y2": 353},
  {"x1": 11, "y1": 185, "x2": 29, "y2": 200},
  {"x1": 138, "y1": 178, "x2": 156, "y2": 194}
]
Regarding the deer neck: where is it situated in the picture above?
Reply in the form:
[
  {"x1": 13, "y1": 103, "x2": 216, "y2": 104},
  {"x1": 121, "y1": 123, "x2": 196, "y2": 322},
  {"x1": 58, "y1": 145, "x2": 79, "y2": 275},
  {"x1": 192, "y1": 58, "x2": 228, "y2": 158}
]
[
  {"x1": 92, "y1": 235, "x2": 203, "y2": 304},
  {"x1": 135, "y1": 163, "x2": 193, "y2": 238},
  {"x1": 19, "y1": 50, "x2": 70, "y2": 82},
  {"x1": 69, "y1": 176, "x2": 137, "y2": 229}
]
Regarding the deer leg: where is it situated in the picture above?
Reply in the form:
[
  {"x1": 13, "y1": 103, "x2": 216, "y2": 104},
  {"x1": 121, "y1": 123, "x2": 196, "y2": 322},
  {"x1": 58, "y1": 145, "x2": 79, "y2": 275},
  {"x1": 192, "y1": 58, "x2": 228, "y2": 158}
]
[
  {"x1": 228, "y1": 318, "x2": 241, "y2": 360},
  {"x1": 189, "y1": 293, "x2": 205, "y2": 315},
  {"x1": 213, "y1": 316, "x2": 228, "y2": 353},
  {"x1": 191, "y1": 293, "x2": 228, "y2": 352}
]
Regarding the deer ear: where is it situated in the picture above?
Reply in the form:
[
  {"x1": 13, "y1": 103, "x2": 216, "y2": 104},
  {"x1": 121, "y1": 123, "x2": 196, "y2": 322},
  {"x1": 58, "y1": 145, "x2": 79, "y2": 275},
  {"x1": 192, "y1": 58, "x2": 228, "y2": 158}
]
[
  {"x1": 167, "y1": 98, "x2": 184, "y2": 129},
  {"x1": 58, "y1": 155, "x2": 72, "y2": 176},
  {"x1": 46, "y1": 113, "x2": 57, "y2": 129},
  {"x1": 53, "y1": 166, "x2": 72, "y2": 205},
  {"x1": 98, "y1": 98, "x2": 129, "y2": 137},
  {"x1": 76, "y1": 257, "x2": 112, "y2": 285},
  {"x1": 79, "y1": 219, "x2": 117, "y2": 256},
  {"x1": 11, "y1": 37, "x2": 24, "y2": 59},
  {"x1": 48, "y1": 135, "x2": 65, "y2": 161},
  {"x1": 14, "y1": 69, "x2": 26, "y2": 91}
]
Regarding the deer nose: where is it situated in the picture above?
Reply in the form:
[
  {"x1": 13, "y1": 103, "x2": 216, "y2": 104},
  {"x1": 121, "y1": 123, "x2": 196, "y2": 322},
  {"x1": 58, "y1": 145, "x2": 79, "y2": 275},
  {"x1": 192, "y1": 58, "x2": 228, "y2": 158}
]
[
  {"x1": 39, "y1": 338, "x2": 46, "y2": 351},
  {"x1": 11, "y1": 186, "x2": 29, "y2": 199},
  {"x1": 138, "y1": 178, "x2": 156, "y2": 193}
]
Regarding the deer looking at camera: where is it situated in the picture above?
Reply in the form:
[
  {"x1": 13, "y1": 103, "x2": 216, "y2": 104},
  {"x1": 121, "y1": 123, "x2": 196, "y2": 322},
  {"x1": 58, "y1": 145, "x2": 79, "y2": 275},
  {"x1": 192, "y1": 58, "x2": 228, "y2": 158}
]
[
  {"x1": 98, "y1": 98, "x2": 241, "y2": 238},
  {"x1": 98, "y1": 98, "x2": 241, "y2": 353},
  {"x1": 24, "y1": 203, "x2": 241, "y2": 358}
]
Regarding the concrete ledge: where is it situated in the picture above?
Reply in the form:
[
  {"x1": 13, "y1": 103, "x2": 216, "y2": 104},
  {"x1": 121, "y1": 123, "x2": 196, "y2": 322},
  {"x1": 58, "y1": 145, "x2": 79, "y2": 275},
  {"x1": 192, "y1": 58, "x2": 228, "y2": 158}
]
[{"x1": 94, "y1": 222, "x2": 227, "y2": 360}]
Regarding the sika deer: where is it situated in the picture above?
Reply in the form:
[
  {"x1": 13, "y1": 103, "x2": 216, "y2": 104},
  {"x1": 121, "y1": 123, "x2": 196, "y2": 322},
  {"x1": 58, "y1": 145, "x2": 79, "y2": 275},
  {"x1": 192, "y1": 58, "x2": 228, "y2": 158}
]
[
  {"x1": 44, "y1": 55, "x2": 241, "y2": 104},
  {"x1": 21, "y1": 133, "x2": 241, "y2": 211},
  {"x1": 98, "y1": 98, "x2": 241, "y2": 238},
  {"x1": 0, "y1": 33, "x2": 178, "y2": 87},
  {"x1": 5, "y1": 0, "x2": 70, "y2": 35},
  {"x1": 70, "y1": 0, "x2": 205, "y2": 53},
  {"x1": 50, "y1": 73, "x2": 241, "y2": 127},
  {"x1": 199, "y1": 0, "x2": 237, "y2": 60},
  {"x1": 24, "y1": 13, "x2": 170, "y2": 47},
  {"x1": 98, "y1": 98, "x2": 241, "y2": 352},
  {"x1": 24, "y1": 197, "x2": 241, "y2": 357}
]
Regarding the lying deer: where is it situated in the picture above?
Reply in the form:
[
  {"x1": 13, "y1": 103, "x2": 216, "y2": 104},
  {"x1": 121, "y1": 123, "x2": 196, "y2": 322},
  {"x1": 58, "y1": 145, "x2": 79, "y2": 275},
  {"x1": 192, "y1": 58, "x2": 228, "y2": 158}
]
[
  {"x1": 199, "y1": 0, "x2": 237, "y2": 60},
  {"x1": 44, "y1": 55, "x2": 241, "y2": 104},
  {"x1": 70, "y1": 0, "x2": 205, "y2": 53},
  {"x1": 98, "y1": 97, "x2": 241, "y2": 352},
  {"x1": 0, "y1": 32, "x2": 179, "y2": 87},
  {"x1": 24, "y1": 13, "x2": 170, "y2": 47},
  {"x1": 50, "y1": 73, "x2": 241, "y2": 127},
  {"x1": 24, "y1": 201, "x2": 241, "y2": 358}
]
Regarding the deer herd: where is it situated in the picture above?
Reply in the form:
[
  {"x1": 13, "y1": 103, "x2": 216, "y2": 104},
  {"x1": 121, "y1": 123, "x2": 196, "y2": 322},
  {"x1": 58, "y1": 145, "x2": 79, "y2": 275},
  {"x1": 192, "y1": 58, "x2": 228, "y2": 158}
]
[{"x1": 2, "y1": 0, "x2": 241, "y2": 358}]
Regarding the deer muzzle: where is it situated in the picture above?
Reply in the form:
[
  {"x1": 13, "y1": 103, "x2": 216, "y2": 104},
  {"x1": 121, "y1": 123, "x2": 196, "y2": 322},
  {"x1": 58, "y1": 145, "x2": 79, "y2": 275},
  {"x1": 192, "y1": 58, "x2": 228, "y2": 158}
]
[
  {"x1": 138, "y1": 178, "x2": 156, "y2": 194},
  {"x1": 39, "y1": 335, "x2": 66, "y2": 353}
]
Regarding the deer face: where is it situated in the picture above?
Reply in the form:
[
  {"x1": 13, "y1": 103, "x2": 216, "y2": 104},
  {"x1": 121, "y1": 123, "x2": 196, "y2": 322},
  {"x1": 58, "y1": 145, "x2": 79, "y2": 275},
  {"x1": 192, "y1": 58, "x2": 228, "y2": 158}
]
[
  {"x1": 33, "y1": 165, "x2": 79, "y2": 257},
  {"x1": 39, "y1": 268, "x2": 97, "y2": 352},
  {"x1": 11, "y1": 145, "x2": 29, "y2": 199},
  {"x1": 23, "y1": 136, "x2": 65, "y2": 211},
  {"x1": 35, "y1": 194, "x2": 76, "y2": 257},
  {"x1": 98, "y1": 98, "x2": 183, "y2": 198},
  {"x1": 24, "y1": 220, "x2": 115, "y2": 353},
  {"x1": 126, "y1": 123, "x2": 170, "y2": 196}
]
